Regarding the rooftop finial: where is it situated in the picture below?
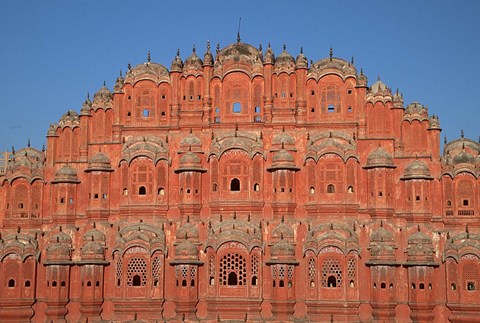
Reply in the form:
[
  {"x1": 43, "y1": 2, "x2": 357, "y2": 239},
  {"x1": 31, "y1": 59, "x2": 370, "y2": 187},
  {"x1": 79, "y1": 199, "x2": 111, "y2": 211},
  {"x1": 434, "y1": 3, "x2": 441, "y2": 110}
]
[
  {"x1": 192, "y1": 44, "x2": 196, "y2": 53},
  {"x1": 176, "y1": 48, "x2": 180, "y2": 57},
  {"x1": 377, "y1": 75, "x2": 380, "y2": 81},
  {"x1": 461, "y1": 129, "x2": 464, "y2": 139},
  {"x1": 216, "y1": 43, "x2": 220, "y2": 53},
  {"x1": 300, "y1": 47, "x2": 303, "y2": 54},
  {"x1": 207, "y1": 40, "x2": 210, "y2": 51},
  {"x1": 27, "y1": 138, "x2": 30, "y2": 148},
  {"x1": 103, "y1": 80, "x2": 106, "y2": 87},
  {"x1": 119, "y1": 69, "x2": 123, "y2": 77},
  {"x1": 147, "y1": 51, "x2": 151, "y2": 62},
  {"x1": 128, "y1": 62, "x2": 131, "y2": 70},
  {"x1": 444, "y1": 136, "x2": 447, "y2": 145},
  {"x1": 329, "y1": 46, "x2": 333, "y2": 61},
  {"x1": 351, "y1": 56, "x2": 354, "y2": 64},
  {"x1": 259, "y1": 43, "x2": 262, "y2": 51},
  {"x1": 237, "y1": 17, "x2": 242, "y2": 43},
  {"x1": 283, "y1": 44, "x2": 286, "y2": 51}
]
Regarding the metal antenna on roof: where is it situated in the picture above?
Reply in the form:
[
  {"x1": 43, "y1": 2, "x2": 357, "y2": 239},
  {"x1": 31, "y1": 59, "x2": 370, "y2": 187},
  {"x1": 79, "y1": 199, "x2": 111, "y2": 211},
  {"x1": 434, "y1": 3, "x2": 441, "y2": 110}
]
[{"x1": 237, "y1": 17, "x2": 242, "y2": 43}]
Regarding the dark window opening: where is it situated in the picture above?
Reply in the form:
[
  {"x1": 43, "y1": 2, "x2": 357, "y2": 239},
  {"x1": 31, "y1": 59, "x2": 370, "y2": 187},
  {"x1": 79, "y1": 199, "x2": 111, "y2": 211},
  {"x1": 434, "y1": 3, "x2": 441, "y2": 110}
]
[
  {"x1": 230, "y1": 178, "x2": 240, "y2": 191},
  {"x1": 96, "y1": 281, "x2": 100, "y2": 287},
  {"x1": 128, "y1": 96, "x2": 131, "y2": 100},
  {"x1": 94, "y1": 194, "x2": 99, "y2": 199},
  {"x1": 290, "y1": 92, "x2": 293, "y2": 98},
  {"x1": 347, "y1": 89, "x2": 352, "y2": 94},
  {"x1": 59, "y1": 199, "x2": 64, "y2": 205},
  {"x1": 209, "y1": 277, "x2": 215, "y2": 285},
  {"x1": 463, "y1": 199, "x2": 469, "y2": 206},
  {"x1": 52, "y1": 281, "x2": 58, "y2": 287},
  {"x1": 327, "y1": 184, "x2": 335, "y2": 193},
  {"x1": 419, "y1": 283, "x2": 425, "y2": 289},
  {"x1": 117, "y1": 279, "x2": 121, "y2": 286},
  {"x1": 279, "y1": 280, "x2": 285, "y2": 287},
  {"x1": 467, "y1": 282, "x2": 476, "y2": 291},
  {"x1": 378, "y1": 191, "x2": 383, "y2": 197},
  {"x1": 176, "y1": 280, "x2": 179, "y2": 287},
  {"x1": 25, "y1": 280, "x2": 31, "y2": 287},
  {"x1": 8, "y1": 279, "x2": 15, "y2": 287},
  {"x1": 416, "y1": 195, "x2": 421, "y2": 201},
  {"x1": 212, "y1": 183, "x2": 217, "y2": 192},
  {"x1": 197, "y1": 95, "x2": 201, "y2": 100},
  {"x1": 186, "y1": 189, "x2": 191, "y2": 194},
  {"x1": 182, "y1": 279, "x2": 187, "y2": 287},
  {"x1": 61, "y1": 281, "x2": 66, "y2": 287},
  {"x1": 161, "y1": 95, "x2": 166, "y2": 99},
  {"x1": 191, "y1": 279, "x2": 195, "y2": 286},
  {"x1": 132, "y1": 275, "x2": 141, "y2": 286},
  {"x1": 252, "y1": 276, "x2": 258, "y2": 286},
  {"x1": 347, "y1": 186, "x2": 354, "y2": 193},
  {"x1": 411, "y1": 283, "x2": 416, "y2": 289},
  {"x1": 183, "y1": 95, "x2": 186, "y2": 100},
  {"x1": 380, "y1": 282, "x2": 386, "y2": 289},
  {"x1": 273, "y1": 280, "x2": 276, "y2": 287},
  {"x1": 228, "y1": 272, "x2": 238, "y2": 286},
  {"x1": 87, "y1": 281, "x2": 92, "y2": 287},
  {"x1": 451, "y1": 283, "x2": 456, "y2": 290},
  {"x1": 154, "y1": 279, "x2": 159, "y2": 286},
  {"x1": 161, "y1": 111, "x2": 166, "y2": 116},
  {"x1": 327, "y1": 276, "x2": 337, "y2": 287},
  {"x1": 254, "y1": 183, "x2": 260, "y2": 192},
  {"x1": 189, "y1": 95, "x2": 193, "y2": 100},
  {"x1": 311, "y1": 108, "x2": 315, "y2": 112},
  {"x1": 127, "y1": 111, "x2": 131, "y2": 117},
  {"x1": 138, "y1": 186, "x2": 147, "y2": 195},
  {"x1": 311, "y1": 90, "x2": 315, "y2": 95}
]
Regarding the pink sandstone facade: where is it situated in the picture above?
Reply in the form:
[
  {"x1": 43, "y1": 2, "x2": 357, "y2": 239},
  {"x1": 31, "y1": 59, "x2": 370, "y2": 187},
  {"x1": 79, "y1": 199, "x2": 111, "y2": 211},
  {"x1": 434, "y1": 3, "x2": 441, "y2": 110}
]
[{"x1": 0, "y1": 39, "x2": 479, "y2": 322}]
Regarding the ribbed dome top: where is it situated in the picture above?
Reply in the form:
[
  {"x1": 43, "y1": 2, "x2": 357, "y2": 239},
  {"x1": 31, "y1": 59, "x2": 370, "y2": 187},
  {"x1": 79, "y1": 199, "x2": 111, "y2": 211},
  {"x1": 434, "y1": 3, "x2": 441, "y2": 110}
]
[
  {"x1": 365, "y1": 147, "x2": 396, "y2": 168},
  {"x1": 402, "y1": 160, "x2": 433, "y2": 180}
]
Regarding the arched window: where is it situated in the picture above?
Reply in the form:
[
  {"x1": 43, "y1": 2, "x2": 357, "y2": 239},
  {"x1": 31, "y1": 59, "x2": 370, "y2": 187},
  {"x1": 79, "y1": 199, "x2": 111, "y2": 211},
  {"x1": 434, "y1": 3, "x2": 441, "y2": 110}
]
[
  {"x1": 327, "y1": 184, "x2": 335, "y2": 193},
  {"x1": 347, "y1": 186, "x2": 354, "y2": 193},
  {"x1": 228, "y1": 272, "x2": 238, "y2": 285},
  {"x1": 327, "y1": 276, "x2": 337, "y2": 287},
  {"x1": 212, "y1": 183, "x2": 218, "y2": 192},
  {"x1": 233, "y1": 102, "x2": 241, "y2": 113},
  {"x1": 8, "y1": 279, "x2": 15, "y2": 287},
  {"x1": 132, "y1": 275, "x2": 141, "y2": 286},
  {"x1": 158, "y1": 188, "x2": 165, "y2": 195},
  {"x1": 138, "y1": 186, "x2": 147, "y2": 195},
  {"x1": 230, "y1": 178, "x2": 240, "y2": 191},
  {"x1": 253, "y1": 183, "x2": 260, "y2": 192},
  {"x1": 309, "y1": 187, "x2": 315, "y2": 194},
  {"x1": 123, "y1": 188, "x2": 128, "y2": 196}
]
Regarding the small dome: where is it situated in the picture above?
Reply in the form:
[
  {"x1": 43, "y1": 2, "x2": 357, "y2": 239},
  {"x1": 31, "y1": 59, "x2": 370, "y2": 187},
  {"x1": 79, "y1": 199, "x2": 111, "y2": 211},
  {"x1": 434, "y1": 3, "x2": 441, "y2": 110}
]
[
  {"x1": 114, "y1": 72, "x2": 125, "y2": 93},
  {"x1": 402, "y1": 160, "x2": 433, "y2": 180},
  {"x1": 203, "y1": 42, "x2": 214, "y2": 66},
  {"x1": 175, "y1": 152, "x2": 206, "y2": 173},
  {"x1": 270, "y1": 239, "x2": 295, "y2": 257},
  {"x1": 81, "y1": 240, "x2": 105, "y2": 256},
  {"x1": 295, "y1": 48, "x2": 308, "y2": 69},
  {"x1": 263, "y1": 45, "x2": 275, "y2": 64},
  {"x1": 125, "y1": 61, "x2": 171, "y2": 85},
  {"x1": 170, "y1": 50, "x2": 184, "y2": 72},
  {"x1": 87, "y1": 152, "x2": 112, "y2": 172},
  {"x1": 216, "y1": 41, "x2": 263, "y2": 65},
  {"x1": 268, "y1": 149, "x2": 300, "y2": 172},
  {"x1": 428, "y1": 115, "x2": 441, "y2": 130},
  {"x1": 370, "y1": 79, "x2": 389, "y2": 95},
  {"x1": 274, "y1": 46, "x2": 295, "y2": 71},
  {"x1": 93, "y1": 85, "x2": 112, "y2": 104},
  {"x1": 404, "y1": 101, "x2": 428, "y2": 118},
  {"x1": 271, "y1": 221, "x2": 294, "y2": 239},
  {"x1": 84, "y1": 227, "x2": 106, "y2": 242},
  {"x1": 50, "y1": 230, "x2": 72, "y2": 244},
  {"x1": 184, "y1": 46, "x2": 203, "y2": 71},
  {"x1": 53, "y1": 165, "x2": 80, "y2": 183},
  {"x1": 311, "y1": 56, "x2": 357, "y2": 77},
  {"x1": 175, "y1": 240, "x2": 198, "y2": 258},
  {"x1": 58, "y1": 110, "x2": 80, "y2": 128},
  {"x1": 365, "y1": 147, "x2": 396, "y2": 169}
]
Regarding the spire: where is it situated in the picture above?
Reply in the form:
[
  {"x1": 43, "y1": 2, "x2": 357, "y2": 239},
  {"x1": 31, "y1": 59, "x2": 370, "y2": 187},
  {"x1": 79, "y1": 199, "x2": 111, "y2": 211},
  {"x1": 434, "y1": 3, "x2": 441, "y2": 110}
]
[
  {"x1": 283, "y1": 44, "x2": 286, "y2": 51},
  {"x1": 300, "y1": 47, "x2": 303, "y2": 54},
  {"x1": 103, "y1": 80, "x2": 106, "y2": 87},
  {"x1": 237, "y1": 17, "x2": 241, "y2": 43},
  {"x1": 216, "y1": 43, "x2": 220, "y2": 53},
  {"x1": 147, "y1": 51, "x2": 151, "y2": 62},
  {"x1": 192, "y1": 44, "x2": 196, "y2": 54},
  {"x1": 207, "y1": 40, "x2": 210, "y2": 52},
  {"x1": 259, "y1": 43, "x2": 262, "y2": 51},
  {"x1": 176, "y1": 48, "x2": 180, "y2": 57},
  {"x1": 351, "y1": 56, "x2": 354, "y2": 64},
  {"x1": 237, "y1": 32, "x2": 241, "y2": 43},
  {"x1": 329, "y1": 46, "x2": 333, "y2": 61},
  {"x1": 27, "y1": 138, "x2": 30, "y2": 148},
  {"x1": 461, "y1": 129, "x2": 464, "y2": 139}
]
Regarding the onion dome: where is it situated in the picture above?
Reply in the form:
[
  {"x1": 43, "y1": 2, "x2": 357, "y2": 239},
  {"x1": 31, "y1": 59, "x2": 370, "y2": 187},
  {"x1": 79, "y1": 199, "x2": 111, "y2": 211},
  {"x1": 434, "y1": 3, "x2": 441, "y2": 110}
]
[
  {"x1": 46, "y1": 228, "x2": 72, "y2": 261},
  {"x1": 170, "y1": 49, "x2": 184, "y2": 72},
  {"x1": 93, "y1": 84, "x2": 113, "y2": 105},
  {"x1": 180, "y1": 131, "x2": 202, "y2": 152},
  {"x1": 295, "y1": 47, "x2": 308, "y2": 69},
  {"x1": 364, "y1": 147, "x2": 396, "y2": 169},
  {"x1": 274, "y1": 45, "x2": 295, "y2": 72},
  {"x1": 58, "y1": 110, "x2": 80, "y2": 128},
  {"x1": 175, "y1": 151, "x2": 206, "y2": 173},
  {"x1": 263, "y1": 43, "x2": 275, "y2": 64},
  {"x1": 176, "y1": 221, "x2": 199, "y2": 240},
  {"x1": 86, "y1": 152, "x2": 113, "y2": 172},
  {"x1": 428, "y1": 115, "x2": 441, "y2": 130},
  {"x1": 114, "y1": 70, "x2": 125, "y2": 93},
  {"x1": 52, "y1": 165, "x2": 80, "y2": 183},
  {"x1": 369, "y1": 78, "x2": 390, "y2": 95},
  {"x1": 183, "y1": 45, "x2": 203, "y2": 72},
  {"x1": 203, "y1": 41, "x2": 214, "y2": 66},
  {"x1": 401, "y1": 160, "x2": 433, "y2": 180},
  {"x1": 124, "y1": 55, "x2": 170, "y2": 85},
  {"x1": 268, "y1": 149, "x2": 300, "y2": 171}
]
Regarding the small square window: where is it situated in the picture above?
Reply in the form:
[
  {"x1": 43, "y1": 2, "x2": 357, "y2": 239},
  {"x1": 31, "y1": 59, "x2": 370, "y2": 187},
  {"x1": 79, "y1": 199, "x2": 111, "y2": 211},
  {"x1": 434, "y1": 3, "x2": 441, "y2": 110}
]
[
  {"x1": 463, "y1": 199, "x2": 469, "y2": 206},
  {"x1": 143, "y1": 109, "x2": 149, "y2": 117}
]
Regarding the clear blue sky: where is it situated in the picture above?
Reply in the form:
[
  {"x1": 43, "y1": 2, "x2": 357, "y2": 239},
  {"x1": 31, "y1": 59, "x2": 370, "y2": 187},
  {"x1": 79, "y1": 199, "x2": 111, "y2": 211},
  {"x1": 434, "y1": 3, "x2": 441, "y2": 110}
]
[{"x1": 0, "y1": 0, "x2": 479, "y2": 152}]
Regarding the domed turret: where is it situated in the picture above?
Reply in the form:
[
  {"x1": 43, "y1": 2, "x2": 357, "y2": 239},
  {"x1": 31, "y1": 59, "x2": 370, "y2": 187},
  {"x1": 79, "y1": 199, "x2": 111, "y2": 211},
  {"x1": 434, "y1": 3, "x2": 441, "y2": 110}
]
[
  {"x1": 183, "y1": 45, "x2": 203, "y2": 72},
  {"x1": 86, "y1": 152, "x2": 112, "y2": 172},
  {"x1": 274, "y1": 45, "x2": 295, "y2": 73},
  {"x1": 52, "y1": 165, "x2": 80, "y2": 183},
  {"x1": 46, "y1": 228, "x2": 73, "y2": 261},
  {"x1": 92, "y1": 84, "x2": 113, "y2": 107},
  {"x1": 203, "y1": 41, "x2": 214, "y2": 66},
  {"x1": 268, "y1": 149, "x2": 300, "y2": 171},
  {"x1": 364, "y1": 147, "x2": 396, "y2": 169},
  {"x1": 114, "y1": 70, "x2": 125, "y2": 93},
  {"x1": 401, "y1": 160, "x2": 433, "y2": 180},
  {"x1": 170, "y1": 48, "x2": 184, "y2": 72},
  {"x1": 175, "y1": 151, "x2": 206, "y2": 173},
  {"x1": 263, "y1": 43, "x2": 275, "y2": 65},
  {"x1": 295, "y1": 47, "x2": 308, "y2": 69}
]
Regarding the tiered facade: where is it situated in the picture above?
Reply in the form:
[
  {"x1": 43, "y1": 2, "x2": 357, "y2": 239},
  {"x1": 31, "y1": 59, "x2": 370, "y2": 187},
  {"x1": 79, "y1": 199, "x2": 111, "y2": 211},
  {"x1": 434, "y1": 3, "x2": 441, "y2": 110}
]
[{"x1": 0, "y1": 39, "x2": 479, "y2": 322}]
